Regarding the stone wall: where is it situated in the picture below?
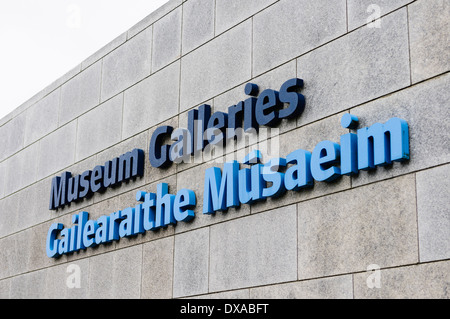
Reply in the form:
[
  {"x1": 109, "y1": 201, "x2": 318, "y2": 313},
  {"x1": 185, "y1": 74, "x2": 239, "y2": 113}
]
[{"x1": 0, "y1": 0, "x2": 448, "y2": 298}]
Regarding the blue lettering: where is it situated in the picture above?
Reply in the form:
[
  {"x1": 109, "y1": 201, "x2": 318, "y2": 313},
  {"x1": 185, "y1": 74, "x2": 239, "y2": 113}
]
[
  {"x1": 83, "y1": 220, "x2": 98, "y2": 248},
  {"x1": 203, "y1": 161, "x2": 239, "y2": 214},
  {"x1": 357, "y1": 117, "x2": 410, "y2": 170},
  {"x1": 311, "y1": 141, "x2": 341, "y2": 182},
  {"x1": 174, "y1": 189, "x2": 196, "y2": 222},
  {"x1": 46, "y1": 223, "x2": 63, "y2": 258}
]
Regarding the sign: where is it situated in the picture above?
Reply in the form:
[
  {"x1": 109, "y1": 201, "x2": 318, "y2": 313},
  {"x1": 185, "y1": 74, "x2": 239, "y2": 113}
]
[{"x1": 45, "y1": 78, "x2": 410, "y2": 258}]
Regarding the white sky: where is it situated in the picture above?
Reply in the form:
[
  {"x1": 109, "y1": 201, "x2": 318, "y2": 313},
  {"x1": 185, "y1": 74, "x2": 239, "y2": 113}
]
[{"x1": 0, "y1": 0, "x2": 170, "y2": 120}]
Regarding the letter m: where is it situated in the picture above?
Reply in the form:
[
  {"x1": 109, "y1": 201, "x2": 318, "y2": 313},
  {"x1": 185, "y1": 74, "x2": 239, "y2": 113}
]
[
  {"x1": 117, "y1": 149, "x2": 144, "y2": 183},
  {"x1": 49, "y1": 172, "x2": 71, "y2": 210},
  {"x1": 357, "y1": 117, "x2": 409, "y2": 170},
  {"x1": 203, "y1": 161, "x2": 239, "y2": 214}
]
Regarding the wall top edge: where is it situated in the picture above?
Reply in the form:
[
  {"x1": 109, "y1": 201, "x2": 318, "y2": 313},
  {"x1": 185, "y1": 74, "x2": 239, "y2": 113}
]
[{"x1": 0, "y1": 0, "x2": 183, "y2": 127}]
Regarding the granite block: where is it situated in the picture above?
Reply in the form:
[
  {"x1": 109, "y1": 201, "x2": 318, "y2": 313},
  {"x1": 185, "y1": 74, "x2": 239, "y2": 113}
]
[
  {"x1": 0, "y1": 111, "x2": 26, "y2": 161},
  {"x1": 409, "y1": 0, "x2": 450, "y2": 83},
  {"x1": 88, "y1": 245, "x2": 142, "y2": 298},
  {"x1": 37, "y1": 121, "x2": 77, "y2": 180},
  {"x1": 75, "y1": 93, "x2": 123, "y2": 161},
  {"x1": 141, "y1": 236, "x2": 174, "y2": 299},
  {"x1": 23, "y1": 88, "x2": 60, "y2": 146},
  {"x1": 215, "y1": 0, "x2": 277, "y2": 35},
  {"x1": 347, "y1": 0, "x2": 413, "y2": 30},
  {"x1": 173, "y1": 227, "x2": 209, "y2": 297},
  {"x1": 101, "y1": 27, "x2": 152, "y2": 102},
  {"x1": 297, "y1": 174, "x2": 418, "y2": 280},
  {"x1": 417, "y1": 164, "x2": 450, "y2": 262},
  {"x1": 3, "y1": 142, "x2": 39, "y2": 195},
  {"x1": 209, "y1": 205, "x2": 297, "y2": 292},
  {"x1": 128, "y1": 0, "x2": 183, "y2": 39},
  {"x1": 59, "y1": 61, "x2": 102, "y2": 126},
  {"x1": 182, "y1": 0, "x2": 214, "y2": 54},
  {"x1": 152, "y1": 6, "x2": 182, "y2": 72},
  {"x1": 250, "y1": 275, "x2": 353, "y2": 299},
  {"x1": 353, "y1": 261, "x2": 450, "y2": 298},
  {"x1": 296, "y1": 8, "x2": 410, "y2": 127}
]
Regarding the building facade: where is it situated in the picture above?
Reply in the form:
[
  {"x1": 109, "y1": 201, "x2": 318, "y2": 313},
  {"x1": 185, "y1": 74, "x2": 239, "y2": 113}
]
[{"x1": 0, "y1": 0, "x2": 449, "y2": 299}]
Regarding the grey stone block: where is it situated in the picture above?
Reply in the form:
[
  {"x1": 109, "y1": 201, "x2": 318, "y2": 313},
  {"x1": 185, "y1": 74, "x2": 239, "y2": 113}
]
[
  {"x1": 250, "y1": 275, "x2": 353, "y2": 299},
  {"x1": 20, "y1": 178, "x2": 54, "y2": 230},
  {"x1": 209, "y1": 205, "x2": 297, "y2": 292},
  {"x1": 23, "y1": 88, "x2": 60, "y2": 146},
  {"x1": 409, "y1": 0, "x2": 450, "y2": 83},
  {"x1": 417, "y1": 164, "x2": 450, "y2": 262},
  {"x1": 3, "y1": 142, "x2": 39, "y2": 195},
  {"x1": 127, "y1": 0, "x2": 183, "y2": 39},
  {"x1": 0, "y1": 237, "x2": 12, "y2": 279},
  {"x1": 0, "y1": 162, "x2": 5, "y2": 199},
  {"x1": 59, "y1": 61, "x2": 102, "y2": 126},
  {"x1": 353, "y1": 261, "x2": 450, "y2": 298},
  {"x1": 37, "y1": 120, "x2": 77, "y2": 180},
  {"x1": 0, "y1": 110, "x2": 26, "y2": 162},
  {"x1": 351, "y1": 73, "x2": 450, "y2": 187},
  {"x1": 75, "y1": 93, "x2": 123, "y2": 161},
  {"x1": 180, "y1": 19, "x2": 252, "y2": 112},
  {"x1": 0, "y1": 278, "x2": 10, "y2": 298},
  {"x1": 88, "y1": 245, "x2": 142, "y2": 298},
  {"x1": 152, "y1": 6, "x2": 182, "y2": 72},
  {"x1": 0, "y1": 177, "x2": 54, "y2": 238},
  {"x1": 0, "y1": 227, "x2": 35, "y2": 279},
  {"x1": 101, "y1": 27, "x2": 152, "y2": 102},
  {"x1": 253, "y1": 0, "x2": 347, "y2": 76},
  {"x1": 45, "y1": 259, "x2": 90, "y2": 299},
  {"x1": 297, "y1": 174, "x2": 418, "y2": 280},
  {"x1": 215, "y1": 0, "x2": 277, "y2": 35},
  {"x1": 81, "y1": 32, "x2": 127, "y2": 70},
  {"x1": 173, "y1": 227, "x2": 210, "y2": 297},
  {"x1": 123, "y1": 60, "x2": 180, "y2": 139},
  {"x1": 347, "y1": 0, "x2": 413, "y2": 30},
  {"x1": 182, "y1": 0, "x2": 214, "y2": 54},
  {"x1": 0, "y1": 194, "x2": 18, "y2": 238},
  {"x1": 10, "y1": 269, "x2": 49, "y2": 299},
  {"x1": 297, "y1": 8, "x2": 411, "y2": 127},
  {"x1": 141, "y1": 236, "x2": 174, "y2": 299}
]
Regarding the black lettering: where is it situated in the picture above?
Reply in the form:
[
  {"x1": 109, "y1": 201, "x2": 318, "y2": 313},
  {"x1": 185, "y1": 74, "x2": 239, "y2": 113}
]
[
  {"x1": 67, "y1": 174, "x2": 80, "y2": 203},
  {"x1": 49, "y1": 172, "x2": 70, "y2": 210},
  {"x1": 79, "y1": 170, "x2": 92, "y2": 198},
  {"x1": 227, "y1": 102, "x2": 243, "y2": 140},
  {"x1": 104, "y1": 158, "x2": 118, "y2": 188},
  {"x1": 90, "y1": 165, "x2": 104, "y2": 193},
  {"x1": 255, "y1": 89, "x2": 282, "y2": 127},
  {"x1": 149, "y1": 126, "x2": 173, "y2": 168},
  {"x1": 207, "y1": 111, "x2": 228, "y2": 145},
  {"x1": 118, "y1": 148, "x2": 144, "y2": 182},
  {"x1": 278, "y1": 78, "x2": 305, "y2": 119}
]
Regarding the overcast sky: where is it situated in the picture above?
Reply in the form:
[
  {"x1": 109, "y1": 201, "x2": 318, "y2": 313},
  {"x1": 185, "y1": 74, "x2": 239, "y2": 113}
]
[{"x1": 0, "y1": 0, "x2": 169, "y2": 120}]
